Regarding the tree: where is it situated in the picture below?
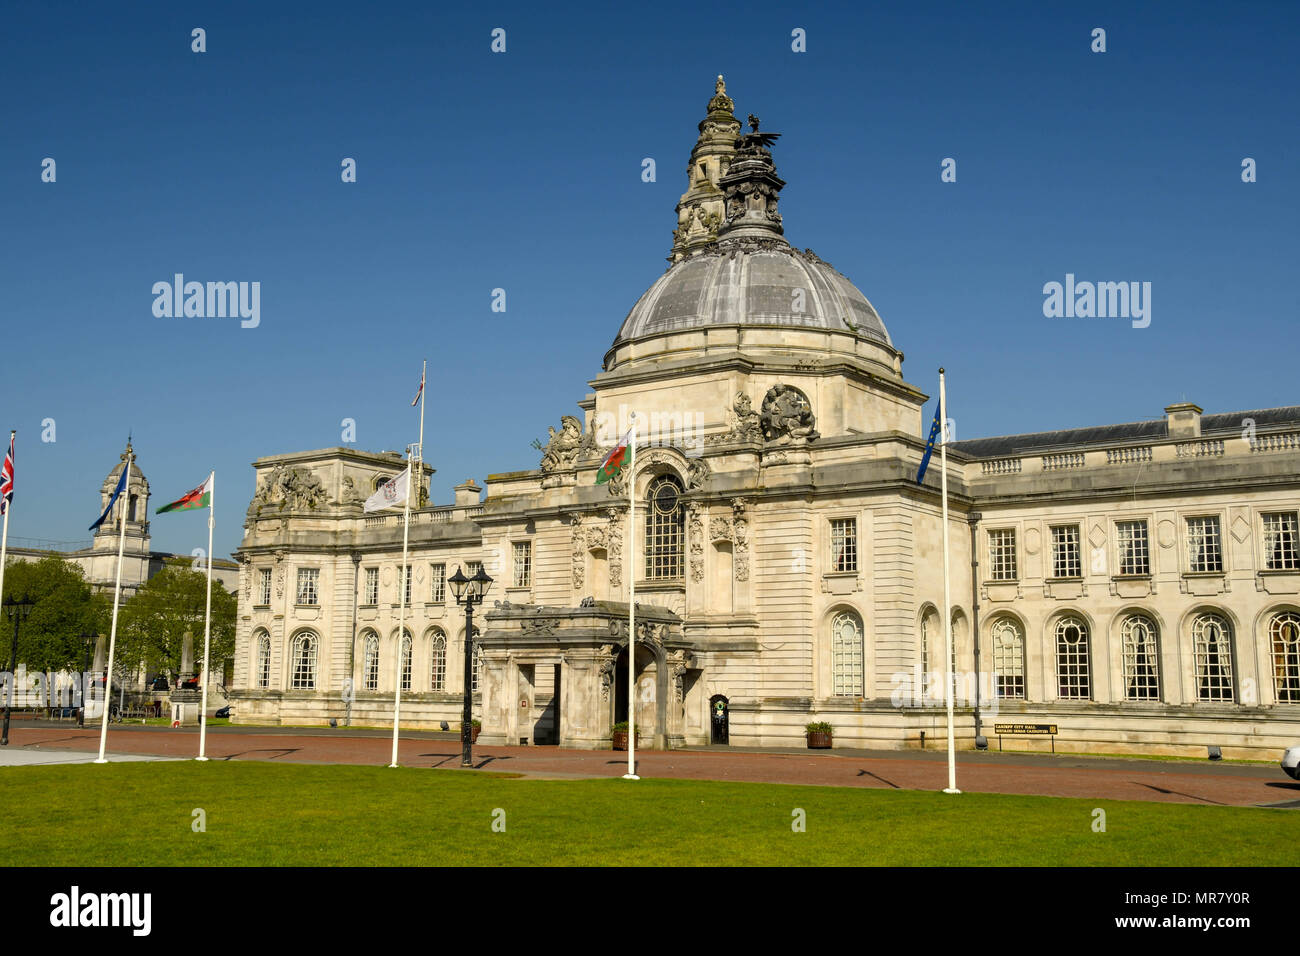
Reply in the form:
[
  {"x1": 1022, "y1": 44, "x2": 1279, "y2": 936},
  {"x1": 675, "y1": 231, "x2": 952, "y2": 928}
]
[
  {"x1": 117, "y1": 559, "x2": 237, "y2": 683},
  {"x1": 1, "y1": 556, "x2": 106, "y2": 673}
]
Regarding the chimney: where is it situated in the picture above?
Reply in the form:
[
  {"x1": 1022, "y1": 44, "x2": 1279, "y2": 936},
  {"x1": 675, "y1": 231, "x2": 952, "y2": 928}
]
[
  {"x1": 453, "y1": 479, "x2": 482, "y2": 507},
  {"x1": 1164, "y1": 402, "x2": 1202, "y2": 439}
]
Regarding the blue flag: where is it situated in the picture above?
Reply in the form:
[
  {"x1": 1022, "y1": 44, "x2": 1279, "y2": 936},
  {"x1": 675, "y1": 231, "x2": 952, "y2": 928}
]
[
  {"x1": 916, "y1": 405, "x2": 942, "y2": 484},
  {"x1": 90, "y1": 466, "x2": 128, "y2": 531}
]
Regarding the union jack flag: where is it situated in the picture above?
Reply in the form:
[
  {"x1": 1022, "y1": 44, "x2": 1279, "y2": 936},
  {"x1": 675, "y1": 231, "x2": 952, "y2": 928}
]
[{"x1": 0, "y1": 433, "x2": 12, "y2": 515}]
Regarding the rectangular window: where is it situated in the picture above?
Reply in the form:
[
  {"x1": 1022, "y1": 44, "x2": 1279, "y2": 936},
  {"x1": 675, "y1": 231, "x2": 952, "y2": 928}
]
[
  {"x1": 1050, "y1": 525, "x2": 1081, "y2": 578},
  {"x1": 296, "y1": 568, "x2": 319, "y2": 605},
  {"x1": 829, "y1": 518, "x2": 857, "y2": 573},
  {"x1": 400, "y1": 565, "x2": 412, "y2": 605},
  {"x1": 1116, "y1": 520, "x2": 1150, "y2": 576},
  {"x1": 466, "y1": 562, "x2": 484, "y2": 599},
  {"x1": 430, "y1": 563, "x2": 446, "y2": 604},
  {"x1": 988, "y1": 529, "x2": 1017, "y2": 580},
  {"x1": 513, "y1": 542, "x2": 532, "y2": 588},
  {"x1": 1186, "y1": 516, "x2": 1223, "y2": 573},
  {"x1": 258, "y1": 568, "x2": 272, "y2": 605},
  {"x1": 1263, "y1": 512, "x2": 1300, "y2": 571},
  {"x1": 364, "y1": 567, "x2": 379, "y2": 605}
]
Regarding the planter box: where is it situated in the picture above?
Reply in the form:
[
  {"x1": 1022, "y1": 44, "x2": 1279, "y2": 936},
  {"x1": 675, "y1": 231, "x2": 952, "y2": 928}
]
[{"x1": 806, "y1": 732, "x2": 833, "y2": 749}]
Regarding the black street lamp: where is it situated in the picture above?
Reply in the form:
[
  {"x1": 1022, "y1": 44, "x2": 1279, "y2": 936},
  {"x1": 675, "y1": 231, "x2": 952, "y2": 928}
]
[
  {"x1": 2, "y1": 594, "x2": 35, "y2": 746},
  {"x1": 78, "y1": 631, "x2": 95, "y2": 729},
  {"x1": 449, "y1": 564, "x2": 492, "y2": 768}
]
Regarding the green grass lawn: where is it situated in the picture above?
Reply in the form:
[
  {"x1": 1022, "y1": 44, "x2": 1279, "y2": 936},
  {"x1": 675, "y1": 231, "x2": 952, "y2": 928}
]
[{"x1": 1, "y1": 762, "x2": 1293, "y2": 866}]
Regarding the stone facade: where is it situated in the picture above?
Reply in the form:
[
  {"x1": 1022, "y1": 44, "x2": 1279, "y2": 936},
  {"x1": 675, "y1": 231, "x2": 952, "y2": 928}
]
[{"x1": 228, "y1": 79, "x2": 1300, "y2": 758}]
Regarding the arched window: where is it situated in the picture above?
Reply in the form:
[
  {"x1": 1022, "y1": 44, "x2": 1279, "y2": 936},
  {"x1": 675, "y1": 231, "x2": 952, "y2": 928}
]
[
  {"x1": 1121, "y1": 615, "x2": 1160, "y2": 701},
  {"x1": 1055, "y1": 616, "x2": 1090, "y2": 700},
  {"x1": 1192, "y1": 613, "x2": 1234, "y2": 702},
  {"x1": 290, "y1": 632, "x2": 317, "y2": 690},
  {"x1": 1272, "y1": 612, "x2": 1300, "y2": 703},
  {"x1": 128, "y1": 494, "x2": 138, "y2": 522},
  {"x1": 470, "y1": 627, "x2": 482, "y2": 694},
  {"x1": 644, "y1": 475, "x2": 685, "y2": 580},
  {"x1": 831, "y1": 610, "x2": 864, "y2": 697},
  {"x1": 429, "y1": 629, "x2": 447, "y2": 692},
  {"x1": 991, "y1": 618, "x2": 1025, "y2": 699},
  {"x1": 401, "y1": 632, "x2": 413, "y2": 692},
  {"x1": 919, "y1": 612, "x2": 930, "y2": 674},
  {"x1": 255, "y1": 631, "x2": 271, "y2": 689},
  {"x1": 362, "y1": 631, "x2": 380, "y2": 691}
]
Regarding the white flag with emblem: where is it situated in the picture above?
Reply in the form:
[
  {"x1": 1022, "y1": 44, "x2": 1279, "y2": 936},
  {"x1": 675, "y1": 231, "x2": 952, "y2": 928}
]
[{"x1": 363, "y1": 470, "x2": 409, "y2": 513}]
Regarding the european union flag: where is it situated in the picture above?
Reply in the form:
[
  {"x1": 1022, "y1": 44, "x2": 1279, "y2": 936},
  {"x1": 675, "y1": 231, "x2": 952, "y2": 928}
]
[
  {"x1": 90, "y1": 464, "x2": 128, "y2": 531},
  {"x1": 916, "y1": 405, "x2": 942, "y2": 484}
]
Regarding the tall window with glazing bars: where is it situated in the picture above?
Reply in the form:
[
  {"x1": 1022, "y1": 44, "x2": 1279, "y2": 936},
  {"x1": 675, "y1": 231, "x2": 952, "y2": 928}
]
[
  {"x1": 1186, "y1": 516, "x2": 1223, "y2": 573},
  {"x1": 1050, "y1": 525, "x2": 1081, "y2": 578},
  {"x1": 830, "y1": 518, "x2": 857, "y2": 573},
  {"x1": 988, "y1": 529, "x2": 1017, "y2": 580},
  {"x1": 296, "y1": 568, "x2": 319, "y2": 605},
  {"x1": 644, "y1": 476, "x2": 685, "y2": 580},
  {"x1": 1055, "y1": 616, "x2": 1090, "y2": 699},
  {"x1": 1272, "y1": 612, "x2": 1300, "y2": 703},
  {"x1": 1116, "y1": 520, "x2": 1150, "y2": 576},
  {"x1": 1263, "y1": 512, "x2": 1299, "y2": 570}
]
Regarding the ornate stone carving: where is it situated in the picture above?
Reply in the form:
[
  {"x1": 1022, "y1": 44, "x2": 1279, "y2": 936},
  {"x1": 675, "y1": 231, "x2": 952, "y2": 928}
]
[
  {"x1": 605, "y1": 465, "x2": 628, "y2": 497},
  {"x1": 735, "y1": 555, "x2": 750, "y2": 582},
  {"x1": 708, "y1": 392, "x2": 763, "y2": 445},
  {"x1": 569, "y1": 514, "x2": 585, "y2": 589},
  {"x1": 686, "y1": 456, "x2": 711, "y2": 490},
  {"x1": 691, "y1": 559, "x2": 704, "y2": 583},
  {"x1": 599, "y1": 656, "x2": 616, "y2": 702},
  {"x1": 340, "y1": 476, "x2": 363, "y2": 504},
  {"x1": 520, "y1": 610, "x2": 557, "y2": 635},
  {"x1": 760, "y1": 385, "x2": 819, "y2": 445},
  {"x1": 607, "y1": 508, "x2": 624, "y2": 590},
  {"x1": 688, "y1": 505, "x2": 704, "y2": 556},
  {"x1": 709, "y1": 516, "x2": 732, "y2": 542},
  {"x1": 254, "y1": 465, "x2": 328, "y2": 512},
  {"x1": 540, "y1": 416, "x2": 583, "y2": 488}
]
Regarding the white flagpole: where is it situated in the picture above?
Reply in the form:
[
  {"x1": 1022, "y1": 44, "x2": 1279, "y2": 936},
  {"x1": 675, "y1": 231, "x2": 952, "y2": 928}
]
[
  {"x1": 196, "y1": 472, "x2": 215, "y2": 761},
  {"x1": 95, "y1": 452, "x2": 132, "y2": 764},
  {"x1": 624, "y1": 414, "x2": 639, "y2": 780},
  {"x1": 939, "y1": 369, "x2": 960, "y2": 795},
  {"x1": 416, "y1": 359, "x2": 426, "y2": 502},
  {"x1": 389, "y1": 455, "x2": 413, "y2": 768}
]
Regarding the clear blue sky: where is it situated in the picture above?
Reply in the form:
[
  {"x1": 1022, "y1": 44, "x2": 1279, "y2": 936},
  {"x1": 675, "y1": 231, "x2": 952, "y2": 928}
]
[{"x1": 2, "y1": 0, "x2": 1296, "y2": 560}]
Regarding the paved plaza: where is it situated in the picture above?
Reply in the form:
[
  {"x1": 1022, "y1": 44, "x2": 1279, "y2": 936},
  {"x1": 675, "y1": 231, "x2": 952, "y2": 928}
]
[{"x1": 3, "y1": 723, "x2": 1296, "y2": 809}]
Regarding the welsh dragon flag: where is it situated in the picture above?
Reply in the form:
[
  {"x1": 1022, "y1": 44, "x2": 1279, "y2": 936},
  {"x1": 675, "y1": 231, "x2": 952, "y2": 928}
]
[
  {"x1": 595, "y1": 426, "x2": 635, "y2": 484},
  {"x1": 157, "y1": 472, "x2": 214, "y2": 513}
]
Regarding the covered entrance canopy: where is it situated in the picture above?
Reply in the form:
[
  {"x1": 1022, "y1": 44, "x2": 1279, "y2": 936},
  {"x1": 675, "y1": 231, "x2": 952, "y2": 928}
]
[{"x1": 478, "y1": 599, "x2": 694, "y2": 750}]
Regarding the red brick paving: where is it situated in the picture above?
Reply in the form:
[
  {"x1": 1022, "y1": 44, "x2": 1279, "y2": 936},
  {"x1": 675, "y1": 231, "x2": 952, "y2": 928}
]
[{"x1": 9, "y1": 725, "x2": 1297, "y2": 808}]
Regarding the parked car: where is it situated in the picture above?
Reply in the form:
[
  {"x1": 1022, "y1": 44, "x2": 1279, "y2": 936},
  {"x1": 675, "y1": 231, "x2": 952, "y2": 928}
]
[
  {"x1": 214, "y1": 705, "x2": 232, "y2": 719},
  {"x1": 1282, "y1": 746, "x2": 1300, "y2": 780}
]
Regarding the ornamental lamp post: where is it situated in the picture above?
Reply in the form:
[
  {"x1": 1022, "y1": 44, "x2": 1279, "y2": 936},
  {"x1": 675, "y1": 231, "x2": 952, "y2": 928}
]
[
  {"x1": 2, "y1": 593, "x2": 35, "y2": 746},
  {"x1": 450, "y1": 564, "x2": 492, "y2": 768}
]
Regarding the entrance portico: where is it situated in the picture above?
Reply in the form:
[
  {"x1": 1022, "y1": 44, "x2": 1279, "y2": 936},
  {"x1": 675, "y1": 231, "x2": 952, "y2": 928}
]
[{"x1": 478, "y1": 600, "x2": 693, "y2": 750}]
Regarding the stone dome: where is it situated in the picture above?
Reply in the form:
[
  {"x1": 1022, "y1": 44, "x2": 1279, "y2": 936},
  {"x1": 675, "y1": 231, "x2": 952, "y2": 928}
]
[{"x1": 612, "y1": 244, "x2": 891, "y2": 348}]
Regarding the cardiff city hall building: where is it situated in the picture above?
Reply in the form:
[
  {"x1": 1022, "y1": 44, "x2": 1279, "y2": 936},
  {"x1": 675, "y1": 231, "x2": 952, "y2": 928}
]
[{"x1": 230, "y1": 78, "x2": 1300, "y2": 758}]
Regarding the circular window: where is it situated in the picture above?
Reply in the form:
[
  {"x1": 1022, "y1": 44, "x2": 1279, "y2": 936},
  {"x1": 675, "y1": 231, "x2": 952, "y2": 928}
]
[{"x1": 653, "y1": 481, "x2": 680, "y2": 515}]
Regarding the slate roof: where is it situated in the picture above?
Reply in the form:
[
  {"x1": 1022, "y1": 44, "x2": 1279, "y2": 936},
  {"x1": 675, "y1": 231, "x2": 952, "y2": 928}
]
[{"x1": 949, "y1": 406, "x2": 1300, "y2": 458}]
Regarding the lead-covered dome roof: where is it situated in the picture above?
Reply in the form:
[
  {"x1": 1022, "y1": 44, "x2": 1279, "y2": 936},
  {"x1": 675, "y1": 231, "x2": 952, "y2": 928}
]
[{"x1": 613, "y1": 244, "x2": 891, "y2": 347}]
